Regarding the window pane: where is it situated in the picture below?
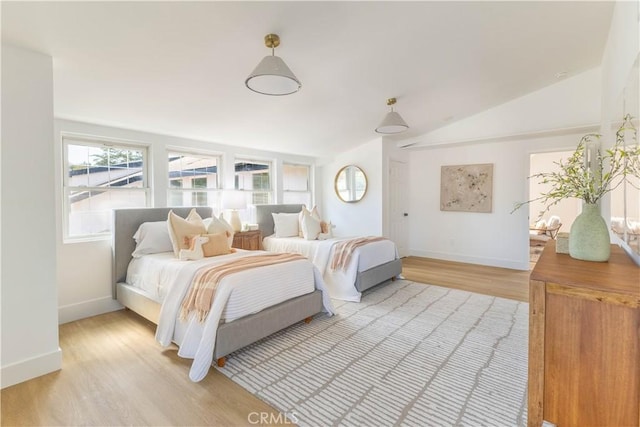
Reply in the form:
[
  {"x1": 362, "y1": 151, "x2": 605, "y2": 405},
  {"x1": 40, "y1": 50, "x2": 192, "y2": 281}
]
[
  {"x1": 168, "y1": 153, "x2": 219, "y2": 189},
  {"x1": 283, "y1": 164, "x2": 309, "y2": 191},
  {"x1": 235, "y1": 160, "x2": 271, "y2": 191},
  {"x1": 167, "y1": 190, "x2": 221, "y2": 208},
  {"x1": 67, "y1": 189, "x2": 147, "y2": 237},
  {"x1": 251, "y1": 192, "x2": 271, "y2": 205},
  {"x1": 64, "y1": 138, "x2": 149, "y2": 239}
]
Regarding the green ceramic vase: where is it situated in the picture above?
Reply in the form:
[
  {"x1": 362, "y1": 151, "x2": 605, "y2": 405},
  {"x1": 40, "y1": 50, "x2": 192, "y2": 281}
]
[{"x1": 568, "y1": 203, "x2": 610, "y2": 262}]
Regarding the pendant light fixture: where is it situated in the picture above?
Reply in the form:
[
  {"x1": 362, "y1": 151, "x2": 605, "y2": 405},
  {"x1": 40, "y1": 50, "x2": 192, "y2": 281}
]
[
  {"x1": 375, "y1": 98, "x2": 409, "y2": 134},
  {"x1": 245, "y1": 33, "x2": 302, "y2": 96}
]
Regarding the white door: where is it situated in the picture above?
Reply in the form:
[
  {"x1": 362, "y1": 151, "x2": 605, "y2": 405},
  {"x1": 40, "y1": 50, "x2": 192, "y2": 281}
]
[{"x1": 389, "y1": 159, "x2": 410, "y2": 257}]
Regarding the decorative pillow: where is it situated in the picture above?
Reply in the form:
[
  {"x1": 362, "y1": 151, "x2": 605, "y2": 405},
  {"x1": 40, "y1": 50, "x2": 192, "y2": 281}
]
[
  {"x1": 310, "y1": 206, "x2": 322, "y2": 221},
  {"x1": 272, "y1": 212, "x2": 300, "y2": 238},
  {"x1": 199, "y1": 231, "x2": 233, "y2": 257},
  {"x1": 319, "y1": 220, "x2": 333, "y2": 239},
  {"x1": 298, "y1": 206, "x2": 309, "y2": 237},
  {"x1": 179, "y1": 235, "x2": 209, "y2": 261},
  {"x1": 206, "y1": 214, "x2": 234, "y2": 247},
  {"x1": 301, "y1": 211, "x2": 322, "y2": 240},
  {"x1": 167, "y1": 209, "x2": 206, "y2": 256},
  {"x1": 299, "y1": 206, "x2": 322, "y2": 237},
  {"x1": 547, "y1": 216, "x2": 561, "y2": 229},
  {"x1": 132, "y1": 221, "x2": 173, "y2": 257}
]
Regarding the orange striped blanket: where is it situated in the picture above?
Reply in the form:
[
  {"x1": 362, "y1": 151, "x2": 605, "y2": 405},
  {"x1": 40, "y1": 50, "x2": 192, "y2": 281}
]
[
  {"x1": 180, "y1": 253, "x2": 306, "y2": 322},
  {"x1": 330, "y1": 236, "x2": 388, "y2": 271}
]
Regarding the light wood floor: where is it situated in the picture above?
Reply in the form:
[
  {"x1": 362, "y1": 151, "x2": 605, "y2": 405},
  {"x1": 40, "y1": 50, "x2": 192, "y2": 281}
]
[
  {"x1": 402, "y1": 256, "x2": 530, "y2": 302},
  {"x1": 1, "y1": 257, "x2": 530, "y2": 426}
]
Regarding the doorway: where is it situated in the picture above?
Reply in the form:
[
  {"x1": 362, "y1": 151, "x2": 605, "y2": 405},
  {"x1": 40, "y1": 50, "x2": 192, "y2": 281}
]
[
  {"x1": 389, "y1": 159, "x2": 409, "y2": 257},
  {"x1": 528, "y1": 150, "x2": 580, "y2": 267}
]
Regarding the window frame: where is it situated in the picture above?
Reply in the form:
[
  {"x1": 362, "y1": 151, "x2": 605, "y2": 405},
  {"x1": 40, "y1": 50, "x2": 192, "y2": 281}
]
[
  {"x1": 167, "y1": 149, "x2": 223, "y2": 209},
  {"x1": 62, "y1": 134, "x2": 150, "y2": 242},
  {"x1": 234, "y1": 157, "x2": 273, "y2": 205},
  {"x1": 282, "y1": 162, "x2": 313, "y2": 206}
]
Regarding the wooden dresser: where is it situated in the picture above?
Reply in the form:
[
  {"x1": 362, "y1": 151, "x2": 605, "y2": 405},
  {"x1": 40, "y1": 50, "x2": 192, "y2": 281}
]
[
  {"x1": 232, "y1": 230, "x2": 262, "y2": 250},
  {"x1": 528, "y1": 241, "x2": 640, "y2": 427}
]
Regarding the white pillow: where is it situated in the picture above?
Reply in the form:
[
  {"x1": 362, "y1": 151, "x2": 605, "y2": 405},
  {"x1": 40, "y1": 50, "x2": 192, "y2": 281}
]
[
  {"x1": 132, "y1": 221, "x2": 174, "y2": 257},
  {"x1": 206, "y1": 214, "x2": 235, "y2": 247},
  {"x1": 272, "y1": 212, "x2": 300, "y2": 238},
  {"x1": 301, "y1": 211, "x2": 322, "y2": 240},
  {"x1": 547, "y1": 216, "x2": 561, "y2": 229}
]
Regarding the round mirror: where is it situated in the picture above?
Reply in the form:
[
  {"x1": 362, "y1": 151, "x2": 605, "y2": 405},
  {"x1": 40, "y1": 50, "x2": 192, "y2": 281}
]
[{"x1": 335, "y1": 165, "x2": 368, "y2": 203}]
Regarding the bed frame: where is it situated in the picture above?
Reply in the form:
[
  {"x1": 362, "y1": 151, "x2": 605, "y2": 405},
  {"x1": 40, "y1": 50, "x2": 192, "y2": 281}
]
[
  {"x1": 255, "y1": 204, "x2": 402, "y2": 293},
  {"x1": 112, "y1": 207, "x2": 323, "y2": 367}
]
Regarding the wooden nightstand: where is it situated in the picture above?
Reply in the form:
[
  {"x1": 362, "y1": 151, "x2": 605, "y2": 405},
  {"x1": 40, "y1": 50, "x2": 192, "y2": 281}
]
[{"x1": 232, "y1": 230, "x2": 262, "y2": 250}]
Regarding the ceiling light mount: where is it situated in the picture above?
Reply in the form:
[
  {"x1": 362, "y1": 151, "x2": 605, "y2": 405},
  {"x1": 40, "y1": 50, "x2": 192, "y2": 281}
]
[
  {"x1": 245, "y1": 33, "x2": 301, "y2": 96},
  {"x1": 264, "y1": 33, "x2": 280, "y2": 49},
  {"x1": 375, "y1": 97, "x2": 409, "y2": 134}
]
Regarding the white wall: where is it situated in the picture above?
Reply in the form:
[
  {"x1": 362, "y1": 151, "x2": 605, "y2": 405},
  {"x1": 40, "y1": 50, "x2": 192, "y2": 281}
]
[
  {"x1": 407, "y1": 132, "x2": 589, "y2": 271},
  {"x1": 320, "y1": 139, "x2": 384, "y2": 237},
  {"x1": 1, "y1": 45, "x2": 61, "y2": 388},
  {"x1": 54, "y1": 119, "x2": 317, "y2": 324}
]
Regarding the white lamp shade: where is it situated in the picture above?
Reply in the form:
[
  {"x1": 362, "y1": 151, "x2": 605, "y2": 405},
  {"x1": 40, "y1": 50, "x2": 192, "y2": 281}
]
[
  {"x1": 245, "y1": 55, "x2": 301, "y2": 96},
  {"x1": 375, "y1": 111, "x2": 409, "y2": 134},
  {"x1": 221, "y1": 191, "x2": 247, "y2": 210}
]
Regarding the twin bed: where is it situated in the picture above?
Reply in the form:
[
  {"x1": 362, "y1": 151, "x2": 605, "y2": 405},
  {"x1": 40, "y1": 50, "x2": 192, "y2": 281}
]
[
  {"x1": 256, "y1": 204, "x2": 402, "y2": 301},
  {"x1": 112, "y1": 206, "x2": 401, "y2": 381}
]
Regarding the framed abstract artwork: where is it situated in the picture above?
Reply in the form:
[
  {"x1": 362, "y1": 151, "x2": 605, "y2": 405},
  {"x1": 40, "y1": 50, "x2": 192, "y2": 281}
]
[{"x1": 440, "y1": 163, "x2": 493, "y2": 213}]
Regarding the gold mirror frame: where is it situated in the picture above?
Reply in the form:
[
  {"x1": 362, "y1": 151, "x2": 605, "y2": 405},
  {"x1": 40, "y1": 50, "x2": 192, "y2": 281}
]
[{"x1": 334, "y1": 165, "x2": 368, "y2": 203}]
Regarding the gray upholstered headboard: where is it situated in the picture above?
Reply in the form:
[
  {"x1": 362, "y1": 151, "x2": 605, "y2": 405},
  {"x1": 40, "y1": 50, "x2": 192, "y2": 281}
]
[
  {"x1": 255, "y1": 204, "x2": 304, "y2": 237},
  {"x1": 112, "y1": 207, "x2": 212, "y2": 298}
]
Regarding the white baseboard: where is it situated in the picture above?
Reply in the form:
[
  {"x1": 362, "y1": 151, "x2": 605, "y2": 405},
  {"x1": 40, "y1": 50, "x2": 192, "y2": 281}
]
[
  {"x1": 58, "y1": 296, "x2": 123, "y2": 325},
  {"x1": 1, "y1": 348, "x2": 62, "y2": 389},
  {"x1": 410, "y1": 249, "x2": 529, "y2": 271}
]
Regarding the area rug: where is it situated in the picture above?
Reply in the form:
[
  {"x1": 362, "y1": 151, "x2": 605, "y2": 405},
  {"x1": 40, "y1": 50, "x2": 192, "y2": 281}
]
[{"x1": 218, "y1": 280, "x2": 529, "y2": 426}]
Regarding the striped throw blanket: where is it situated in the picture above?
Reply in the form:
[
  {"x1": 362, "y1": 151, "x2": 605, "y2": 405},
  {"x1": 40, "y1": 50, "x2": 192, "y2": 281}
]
[
  {"x1": 180, "y1": 253, "x2": 306, "y2": 322},
  {"x1": 330, "y1": 236, "x2": 388, "y2": 271}
]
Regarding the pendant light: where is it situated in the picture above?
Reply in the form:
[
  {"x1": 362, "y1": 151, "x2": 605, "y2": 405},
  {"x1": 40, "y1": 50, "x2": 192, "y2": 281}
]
[
  {"x1": 375, "y1": 98, "x2": 409, "y2": 134},
  {"x1": 245, "y1": 33, "x2": 302, "y2": 96}
]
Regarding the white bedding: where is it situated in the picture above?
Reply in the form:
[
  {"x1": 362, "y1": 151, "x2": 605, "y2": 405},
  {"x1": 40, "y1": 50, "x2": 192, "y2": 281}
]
[
  {"x1": 126, "y1": 250, "x2": 316, "y2": 323},
  {"x1": 126, "y1": 250, "x2": 334, "y2": 381},
  {"x1": 263, "y1": 235, "x2": 398, "y2": 302}
]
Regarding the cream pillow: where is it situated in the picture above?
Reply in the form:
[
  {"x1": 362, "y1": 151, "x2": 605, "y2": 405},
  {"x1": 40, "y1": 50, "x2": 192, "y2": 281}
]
[
  {"x1": 167, "y1": 209, "x2": 206, "y2": 256},
  {"x1": 534, "y1": 219, "x2": 547, "y2": 234},
  {"x1": 299, "y1": 206, "x2": 322, "y2": 237},
  {"x1": 547, "y1": 216, "x2": 561, "y2": 229},
  {"x1": 298, "y1": 206, "x2": 309, "y2": 237},
  {"x1": 301, "y1": 211, "x2": 322, "y2": 240},
  {"x1": 272, "y1": 212, "x2": 300, "y2": 238},
  {"x1": 198, "y1": 232, "x2": 232, "y2": 257},
  {"x1": 206, "y1": 214, "x2": 234, "y2": 247}
]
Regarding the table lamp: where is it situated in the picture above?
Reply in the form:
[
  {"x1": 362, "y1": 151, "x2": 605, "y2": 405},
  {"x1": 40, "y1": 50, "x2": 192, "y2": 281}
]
[{"x1": 221, "y1": 191, "x2": 247, "y2": 232}]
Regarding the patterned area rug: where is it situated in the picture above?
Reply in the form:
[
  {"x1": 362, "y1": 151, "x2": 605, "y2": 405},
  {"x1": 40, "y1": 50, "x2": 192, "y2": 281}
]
[{"x1": 218, "y1": 280, "x2": 529, "y2": 426}]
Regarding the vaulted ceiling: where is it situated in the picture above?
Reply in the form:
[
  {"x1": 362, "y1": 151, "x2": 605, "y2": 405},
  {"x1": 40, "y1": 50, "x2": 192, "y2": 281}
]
[{"x1": 2, "y1": 1, "x2": 614, "y2": 158}]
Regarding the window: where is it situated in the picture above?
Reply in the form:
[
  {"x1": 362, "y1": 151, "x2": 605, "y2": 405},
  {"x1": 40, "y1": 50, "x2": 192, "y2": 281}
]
[
  {"x1": 168, "y1": 151, "x2": 221, "y2": 208},
  {"x1": 63, "y1": 136, "x2": 149, "y2": 240},
  {"x1": 235, "y1": 159, "x2": 272, "y2": 205},
  {"x1": 283, "y1": 163, "x2": 312, "y2": 206}
]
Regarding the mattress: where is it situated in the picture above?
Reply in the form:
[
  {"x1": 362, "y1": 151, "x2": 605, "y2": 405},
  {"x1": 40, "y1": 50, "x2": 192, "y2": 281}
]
[{"x1": 126, "y1": 250, "x2": 315, "y2": 323}]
